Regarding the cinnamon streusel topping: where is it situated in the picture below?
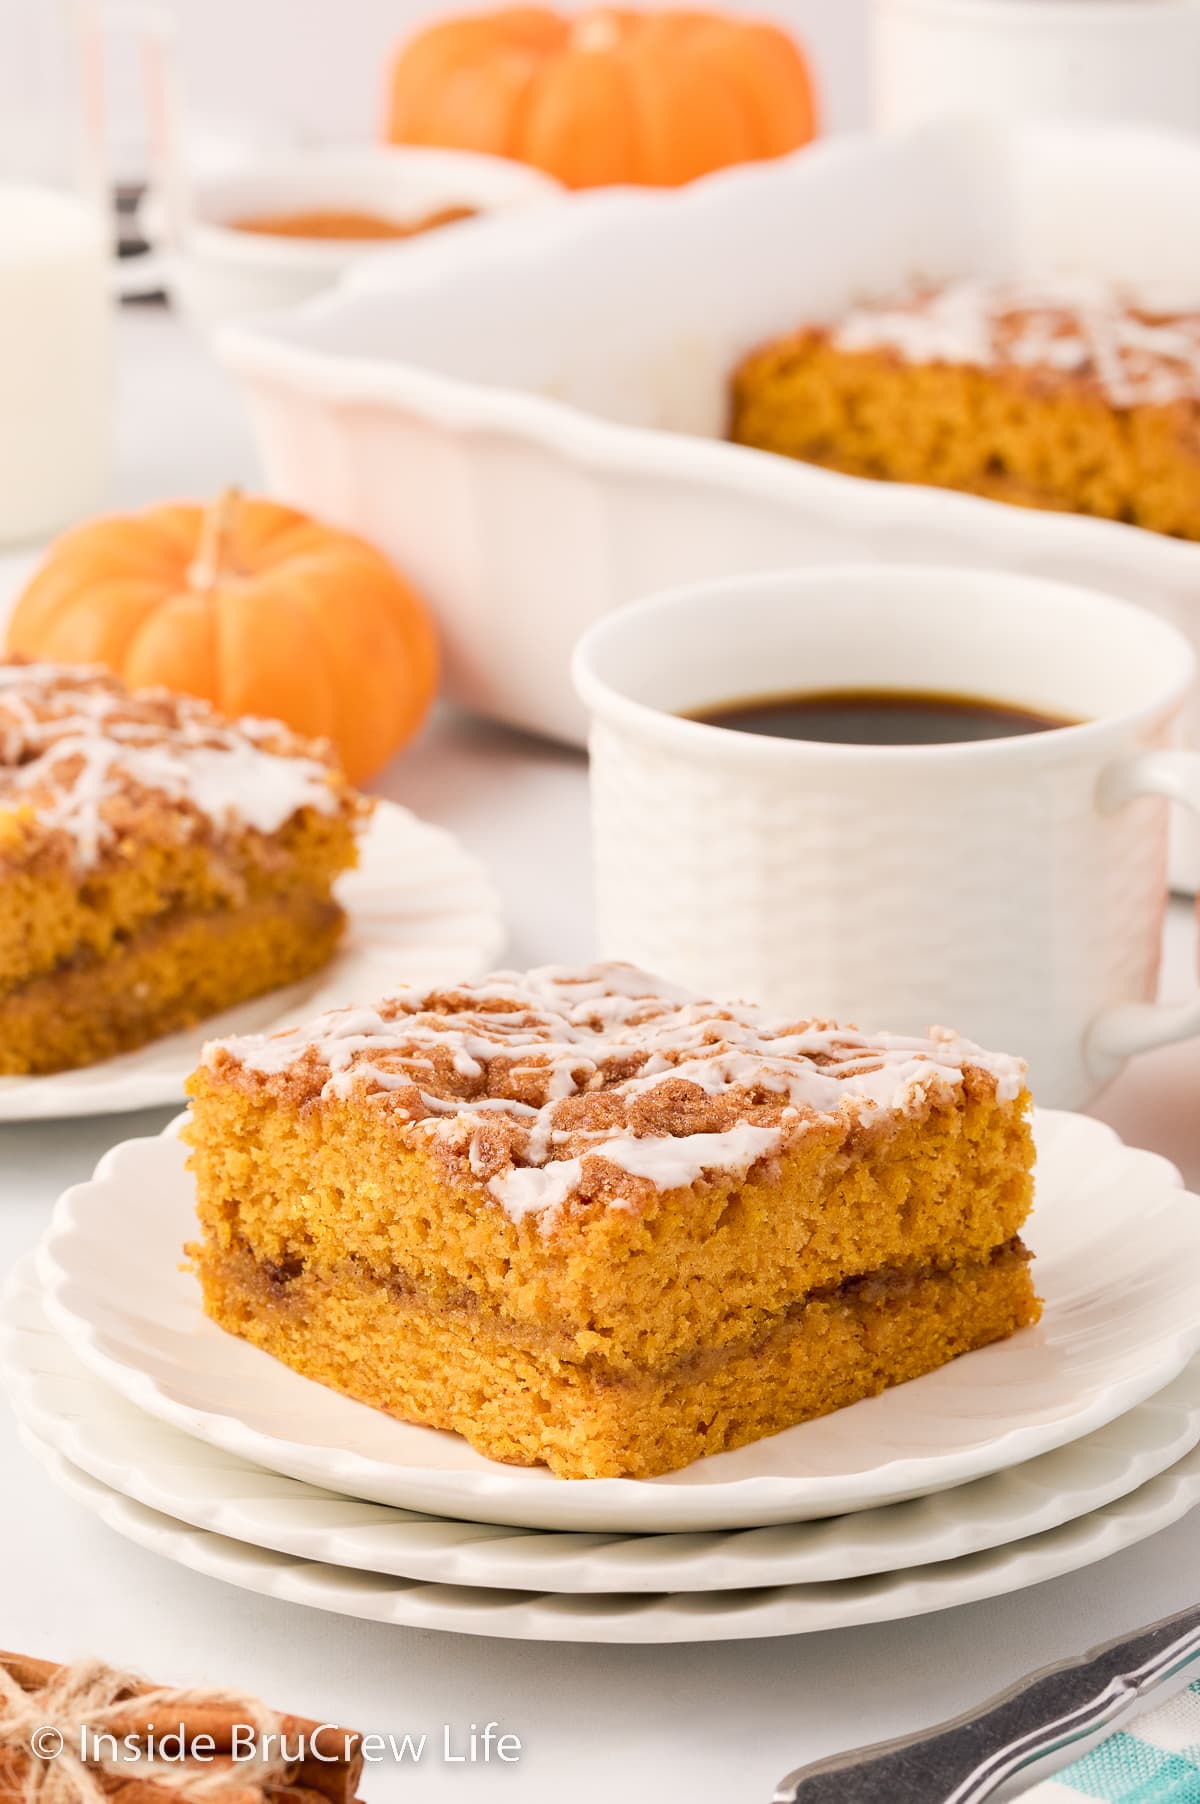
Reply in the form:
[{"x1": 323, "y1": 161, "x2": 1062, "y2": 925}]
[
  {"x1": 0, "y1": 659, "x2": 348, "y2": 870},
  {"x1": 202, "y1": 963, "x2": 1027, "y2": 1222},
  {"x1": 832, "y1": 277, "x2": 1200, "y2": 409}
]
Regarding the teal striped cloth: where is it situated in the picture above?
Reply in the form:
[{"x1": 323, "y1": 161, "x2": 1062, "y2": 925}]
[{"x1": 1019, "y1": 1678, "x2": 1200, "y2": 1801}]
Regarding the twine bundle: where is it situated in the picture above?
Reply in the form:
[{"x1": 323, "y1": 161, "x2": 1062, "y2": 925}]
[{"x1": 0, "y1": 1656, "x2": 359, "y2": 1804}]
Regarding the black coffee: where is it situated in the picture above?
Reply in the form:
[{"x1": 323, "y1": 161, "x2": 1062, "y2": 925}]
[{"x1": 685, "y1": 688, "x2": 1077, "y2": 746}]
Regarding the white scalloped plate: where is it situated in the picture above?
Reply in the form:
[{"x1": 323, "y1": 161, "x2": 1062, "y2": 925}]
[
  {"x1": 8, "y1": 1257, "x2": 1200, "y2": 1594},
  {"x1": 36, "y1": 1109, "x2": 1200, "y2": 1533},
  {"x1": 0, "y1": 801, "x2": 505, "y2": 1122},
  {"x1": 22, "y1": 1428, "x2": 1200, "y2": 1643}
]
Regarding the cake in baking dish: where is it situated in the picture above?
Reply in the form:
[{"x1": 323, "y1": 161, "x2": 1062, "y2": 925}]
[
  {"x1": 185, "y1": 962, "x2": 1040, "y2": 1480},
  {"x1": 730, "y1": 277, "x2": 1200, "y2": 538},
  {"x1": 0, "y1": 659, "x2": 363, "y2": 1075}
]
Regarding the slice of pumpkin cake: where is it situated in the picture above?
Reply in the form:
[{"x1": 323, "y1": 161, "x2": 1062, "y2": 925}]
[
  {"x1": 185, "y1": 962, "x2": 1039, "y2": 1480},
  {"x1": 0, "y1": 659, "x2": 363, "y2": 1074},
  {"x1": 730, "y1": 277, "x2": 1200, "y2": 538}
]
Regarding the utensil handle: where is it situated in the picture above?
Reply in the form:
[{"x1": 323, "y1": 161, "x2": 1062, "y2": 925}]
[
  {"x1": 774, "y1": 1606, "x2": 1200, "y2": 1804},
  {"x1": 1088, "y1": 749, "x2": 1200, "y2": 1068}
]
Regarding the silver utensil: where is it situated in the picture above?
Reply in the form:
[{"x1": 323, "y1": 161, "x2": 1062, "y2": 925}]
[{"x1": 774, "y1": 1600, "x2": 1200, "y2": 1804}]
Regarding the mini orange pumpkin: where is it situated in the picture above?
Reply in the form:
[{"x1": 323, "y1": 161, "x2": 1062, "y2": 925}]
[
  {"x1": 5, "y1": 492, "x2": 439, "y2": 784},
  {"x1": 385, "y1": 8, "x2": 818, "y2": 190}
]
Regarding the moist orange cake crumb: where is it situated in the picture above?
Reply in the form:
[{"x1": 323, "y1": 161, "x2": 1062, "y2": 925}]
[
  {"x1": 0, "y1": 659, "x2": 364, "y2": 1074},
  {"x1": 730, "y1": 277, "x2": 1200, "y2": 538},
  {"x1": 185, "y1": 963, "x2": 1040, "y2": 1480}
]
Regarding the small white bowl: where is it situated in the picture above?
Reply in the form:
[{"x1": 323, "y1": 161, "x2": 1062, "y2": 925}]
[{"x1": 144, "y1": 145, "x2": 562, "y2": 330}]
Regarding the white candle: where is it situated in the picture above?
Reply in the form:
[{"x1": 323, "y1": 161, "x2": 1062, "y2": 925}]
[{"x1": 873, "y1": 0, "x2": 1200, "y2": 135}]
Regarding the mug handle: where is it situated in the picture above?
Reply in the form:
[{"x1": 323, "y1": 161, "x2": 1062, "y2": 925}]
[{"x1": 1087, "y1": 748, "x2": 1200, "y2": 1070}]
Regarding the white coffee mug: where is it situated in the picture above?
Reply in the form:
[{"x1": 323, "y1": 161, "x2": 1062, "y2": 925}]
[{"x1": 572, "y1": 565, "x2": 1200, "y2": 1110}]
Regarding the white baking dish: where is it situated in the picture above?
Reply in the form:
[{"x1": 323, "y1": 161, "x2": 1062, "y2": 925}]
[{"x1": 218, "y1": 117, "x2": 1200, "y2": 879}]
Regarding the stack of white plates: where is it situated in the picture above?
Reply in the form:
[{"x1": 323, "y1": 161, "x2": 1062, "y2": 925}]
[{"x1": 7, "y1": 1109, "x2": 1200, "y2": 1644}]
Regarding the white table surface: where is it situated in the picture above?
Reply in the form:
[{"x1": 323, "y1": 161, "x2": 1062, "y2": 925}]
[{"x1": 2, "y1": 306, "x2": 1200, "y2": 1804}]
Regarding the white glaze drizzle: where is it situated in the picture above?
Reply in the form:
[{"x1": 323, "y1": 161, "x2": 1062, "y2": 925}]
[
  {"x1": 0, "y1": 661, "x2": 341, "y2": 868},
  {"x1": 492, "y1": 1123, "x2": 786, "y2": 1223},
  {"x1": 831, "y1": 277, "x2": 1200, "y2": 408},
  {"x1": 206, "y1": 964, "x2": 1027, "y2": 1226}
]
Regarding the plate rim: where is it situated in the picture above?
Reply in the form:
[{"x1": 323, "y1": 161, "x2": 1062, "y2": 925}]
[
  {"x1": 8, "y1": 1254, "x2": 1200, "y2": 1594},
  {"x1": 22, "y1": 1426, "x2": 1200, "y2": 1644},
  {"x1": 34, "y1": 1107, "x2": 1200, "y2": 1533}
]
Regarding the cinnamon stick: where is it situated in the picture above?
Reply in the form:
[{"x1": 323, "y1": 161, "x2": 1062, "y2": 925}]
[{"x1": 0, "y1": 1653, "x2": 363, "y2": 1804}]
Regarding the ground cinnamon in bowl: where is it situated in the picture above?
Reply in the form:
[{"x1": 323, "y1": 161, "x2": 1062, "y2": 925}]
[{"x1": 229, "y1": 204, "x2": 477, "y2": 241}]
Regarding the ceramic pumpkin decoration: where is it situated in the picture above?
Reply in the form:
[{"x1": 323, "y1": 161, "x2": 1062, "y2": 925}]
[
  {"x1": 385, "y1": 8, "x2": 817, "y2": 189},
  {"x1": 5, "y1": 492, "x2": 439, "y2": 784}
]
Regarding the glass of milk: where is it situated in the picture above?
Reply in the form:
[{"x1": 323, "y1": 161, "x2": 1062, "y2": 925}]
[{"x1": 0, "y1": 0, "x2": 118, "y2": 544}]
